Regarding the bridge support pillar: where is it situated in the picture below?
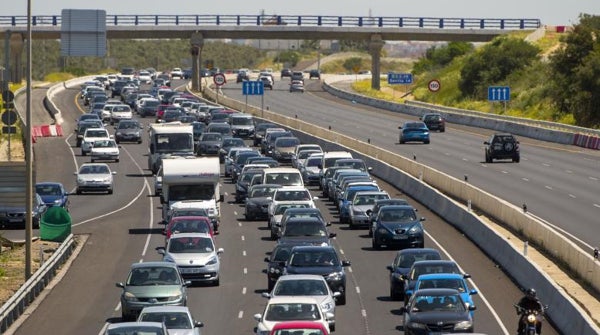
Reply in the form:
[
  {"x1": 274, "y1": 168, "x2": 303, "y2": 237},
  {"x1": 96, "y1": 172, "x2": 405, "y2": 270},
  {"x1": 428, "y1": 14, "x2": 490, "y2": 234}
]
[
  {"x1": 190, "y1": 32, "x2": 204, "y2": 92},
  {"x1": 369, "y1": 34, "x2": 384, "y2": 90}
]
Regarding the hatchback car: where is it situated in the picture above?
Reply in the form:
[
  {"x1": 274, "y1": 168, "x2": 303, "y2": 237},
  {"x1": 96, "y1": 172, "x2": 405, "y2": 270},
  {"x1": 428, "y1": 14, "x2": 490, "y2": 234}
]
[
  {"x1": 116, "y1": 261, "x2": 189, "y2": 320},
  {"x1": 420, "y1": 113, "x2": 446, "y2": 132},
  {"x1": 164, "y1": 216, "x2": 214, "y2": 241},
  {"x1": 401, "y1": 288, "x2": 475, "y2": 334},
  {"x1": 90, "y1": 139, "x2": 120, "y2": 162},
  {"x1": 81, "y1": 128, "x2": 112, "y2": 156},
  {"x1": 114, "y1": 119, "x2": 142, "y2": 143},
  {"x1": 278, "y1": 217, "x2": 336, "y2": 246},
  {"x1": 254, "y1": 296, "x2": 334, "y2": 335},
  {"x1": 35, "y1": 182, "x2": 70, "y2": 210},
  {"x1": 158, "y1": 233, "x2": 223, "y2": 286},
  {"x1": 0, "y1": 193, "x2": 47, "y2": 228},
  {"x1": 74, "y1": 163, "x2": 116, "y2": 194},
  {"x1": 137, "y1": 306, "x2": 204, "y2": 335},
  {"x1": 484, "y1": 133, "x2": 520, "y2": 163},
  {"x1": 386, "y1": 248, "x2": 441, "y2": 301},
  {"x1": 284, "y1": 245, "x2": 350, "y2": 305},
  {"x1": 289, "y1": 80, "x2": 305, "y2": 93},
  {"x1": 309, "y1": 69, "x2": 321, "y2": 79},
  {"x1": 371, "y1": 205, "x2": 425, "y2": 250},
  {"x1": 348, "y1": 191, "x2": 390, "y2": 229},
  {"x1": 245, "y1": 184, "x2": 282, "y2": 221},
  {"x1": 413, "y1": 273, "x2": 477, "y2": 316},
  {"x1": 402, "y1": 260, "x2": 462, "y2": 305},
  {"x1": 104, "y1": 321, "x2": 168, "y2": 335},
  {"x1": 398, "y1": 121, "x2": 430, "y2": 144}
]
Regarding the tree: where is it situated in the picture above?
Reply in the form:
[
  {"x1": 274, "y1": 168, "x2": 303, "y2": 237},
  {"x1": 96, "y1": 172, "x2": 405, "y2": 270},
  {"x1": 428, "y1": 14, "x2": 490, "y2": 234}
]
[
  {"x1": 274, "y1": 50, "x2": 300, "y2": 67},
  {"x1": 343, "y1": 57, "x2": 364, "y2": 73},
  {"x1": 413, "y1": 42, "x2": 473, "y2": 74},
  {"x1": 459, "y1": 37, "x2": 539, "y2": 98}
]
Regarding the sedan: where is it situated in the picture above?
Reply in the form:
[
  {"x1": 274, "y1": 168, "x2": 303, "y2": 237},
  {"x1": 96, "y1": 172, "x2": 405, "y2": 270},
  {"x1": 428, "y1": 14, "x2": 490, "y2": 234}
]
[
  {"x1": 114, "y1": 119, "x2": 142, "y2": 144},
  {"x1": 289, "y1": 80, "x2": 305, "y2": 93},
  {"x1": 420, "y1": 113, "x2": 446, "y2": 132},
  {"x1": 401, "y1": 288, "x2": 476, "y2": 334},
  {"x1": 116, "y1": 261, "x2": 189, "y2": 320},
  {"x1": 253, "y1": 296, "x2": 334, "y2": 335},
  {"x1": 74, "y1": 163, "x2": 116, "y2": 195},
  {"x1": 0, "y1": 193, "x2": 47, "y2": 228},
  {"x1": 158, "y1": 233, "x2": 223, "y2": 286},
  {"x1": 104, "y1": 321, "x2": 168, "y2": 335},
  {"x1": 245, "y1": 184, "x2": 281, "y2": 221},
  {"x1": 398, "y1": 121, "x2": 430, "y2": 144},
  {"x1": 414, "y1": 273, "x2": 478, "y2": 316},
  {"x1": 90, "y1": 139, "x2": 120, "y2": 163},
  {"x1": 137, "y1": 306, "x2": 204, "y2": 335},
  {"x1": 371, "y1": 205, "x2": 425, "y2": 250},
  {"x1": 35, "y1": 182, "x2": 70, "y2": 210}
]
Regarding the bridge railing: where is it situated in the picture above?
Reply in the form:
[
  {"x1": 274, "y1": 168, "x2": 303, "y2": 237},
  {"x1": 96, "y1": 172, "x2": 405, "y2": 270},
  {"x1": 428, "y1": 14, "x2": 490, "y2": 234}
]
[{"x1": 0, "y1": 15, "x2": 541, "y2": 29}]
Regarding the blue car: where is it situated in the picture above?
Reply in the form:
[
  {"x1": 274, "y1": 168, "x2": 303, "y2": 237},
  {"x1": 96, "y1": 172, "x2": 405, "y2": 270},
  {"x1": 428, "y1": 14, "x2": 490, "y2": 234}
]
[
  {"x1": 398, "y1": 121, "x2": 430, "y2": 144},
  {"x1": 35, "y1": 182, "x2": 70, "y2": 210},
  {"x1": 413, "y1": 273, "x2": 478, "y2": 316},
  {"x1": 371, "y1": 205, "x2": 425, "y2": 250}
]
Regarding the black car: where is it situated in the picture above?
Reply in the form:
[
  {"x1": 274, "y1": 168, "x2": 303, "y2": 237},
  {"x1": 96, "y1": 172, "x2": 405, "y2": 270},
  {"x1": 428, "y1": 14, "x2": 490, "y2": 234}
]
[
  {"x1": 371, "y1": 205, "x2": 425, "y2": 250},
  {"x1": 402, "y1": 260, "x2": 462, "y2": 305},
  {"x1": 245, "y1": 184, "x2": 281, "y2": 221},
  {"x1": 196, "y1": 132, "x2": 223, "y2": 156},
  {"x1": 420, "y1": 113, "x2": 446, "y2": 132},
  {"x1": 367, "y1": 198, "x2": 410, "y2": 236},
  {"x1": 235, "y1": 169, "x2": 264, "y2": 203},
  {"x1": 219, "y1": 137, "x2": 246, "y2": 163},
  {"x1": 0, "y1": 193, "x2": 48, "y2": 228},
  {"x1": 253, "y1": 122, "x2": 279, "y2": 146},
  {"x1": 281, "y1": 68, "x2": 292, "y2": 78},
  {"x1": 401, "y1": 288, "x2": 475, "y2": 335},
  {"x1": 277, "y1": 217, "x2": 336, "y2": 245},
  {"x1": 114, "y1": 119, "x2": 142, "y2": 144},
  {"x1": 236, "y1": 70, "x2": 250, "y2": 83},
  {"x1": 309, "y1": 69, "x2": 321, "y2": 79},
  {"x1": 264, "y1": 243, "x2": 295, "y2": 291},
  {"x1": 386, "y1": 248, "x2": 441, "y2": 300},
  {"x1": 231, "y1": 151, "x2": 261, "y2": 183},
  {"x1": 284, "y1": 245, "x2": 350, "y2": 305},
  {"x1": 111, "y1": 80, "x2": 128, "y2": 98},
  {"x1": 484, "y1": 133, "x2": 520, "y2": 163}
]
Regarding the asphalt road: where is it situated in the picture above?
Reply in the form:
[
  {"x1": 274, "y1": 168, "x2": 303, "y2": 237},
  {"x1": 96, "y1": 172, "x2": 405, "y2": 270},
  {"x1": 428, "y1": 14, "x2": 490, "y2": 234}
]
[
  {"x1": 4, "y1": 79, "x2": 559, "y2": 335},
  {"x1": 221, "y1": 76, "x2": 600, "y2": 253}
]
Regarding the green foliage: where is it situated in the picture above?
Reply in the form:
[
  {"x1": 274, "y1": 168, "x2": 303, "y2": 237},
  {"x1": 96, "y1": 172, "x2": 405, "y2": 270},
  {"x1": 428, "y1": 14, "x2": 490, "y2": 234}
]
[
  {"x1": 274, "y1": 50, "x2": 300, "y2": 67},
  {"x1": 413, "y1": 42, "x2": 473, "y2": 74},
  {"x1": 339, "y1": 40, "x2": 369, "y2": 51},
  {"x1": 343, "y1": 57, "x2": 364, "y2": 73},
  {"x1": 459, "y1": 36, "x2": 539, "y2": 99}
]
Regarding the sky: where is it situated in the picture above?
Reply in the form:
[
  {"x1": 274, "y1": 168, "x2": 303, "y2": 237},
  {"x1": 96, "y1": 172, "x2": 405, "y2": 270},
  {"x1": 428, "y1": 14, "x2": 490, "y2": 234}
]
[{"x1": 2, "y1": 0, "x2": 599, "y2": 26}]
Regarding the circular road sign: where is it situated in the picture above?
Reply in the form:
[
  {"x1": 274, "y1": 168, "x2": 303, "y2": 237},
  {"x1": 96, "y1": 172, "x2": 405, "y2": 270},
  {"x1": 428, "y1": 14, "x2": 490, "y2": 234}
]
[
  {"x1": 2, "y1": 90, "x2": 15, "y2": 102},
  {"x1": 213, "y1": 73, "x2": 226, "y2": 86},
  {"x1": 1, "y1": 110, "x2": 18, "y2": 125},
  {"x1": 428, "y1": 79, "x2": 441, "y2": 92}
]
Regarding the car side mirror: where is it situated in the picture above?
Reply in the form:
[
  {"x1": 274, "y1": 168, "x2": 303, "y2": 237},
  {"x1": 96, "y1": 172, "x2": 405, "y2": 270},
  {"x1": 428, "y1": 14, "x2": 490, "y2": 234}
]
[
  {"x1": 468, "y1": 305, "x2": 477, "y2": 311},
  {"x1": 194, "y1": 321, "x2": 204, "y2": 328},
  {"x1": 112, "y1": 171, "x2": 117, "y2": 175},
  {"x1": 386, "y1": 265, "x2": 393, "y2": 272},
  {"x1": 470, "y1": 289, "x2": 478, "y2": 295},
  {"x1": 341, "y1": 260, "x2": 351, "y2": 267},
  {"x1": 217, "y1": 248, "x2": 224, "y2": 255},
  {"x1": 463, "y1": 273, "x2": 471, "y2": 279},
  {"x1": 116, "y1": 282, "x2": 125, "y2": 288},
  {"x1": 264, "y1": 257, "x2": 270, "y2": 263},
  {"x1": 483, "y1": 141, "x2": 490, "y2": 145},
  {"x1": 329, "y1": 233, "x2": 337, "y2": 238},
  {"x1": 398, "y1": 126, "x2": 402, "y2": 129},
  {"x1": 261, "y1": 292, "x2": 271, "y2": 298},
  {"x1": 420, "y1": 217, "x2": 426, "y2": 222},
  {"x1": 253, "y1": 314, "x2": 262, "y2": 322},
  {"x1": 219, "y1": 194, "x2": 225, "y2": 202}
]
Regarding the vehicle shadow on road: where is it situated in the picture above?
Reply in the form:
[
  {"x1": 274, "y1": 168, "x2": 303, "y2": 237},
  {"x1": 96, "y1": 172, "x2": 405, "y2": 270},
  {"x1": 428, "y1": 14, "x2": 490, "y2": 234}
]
[{"x1": 128, "y1": 228, "x2": 164, "y2": 235}]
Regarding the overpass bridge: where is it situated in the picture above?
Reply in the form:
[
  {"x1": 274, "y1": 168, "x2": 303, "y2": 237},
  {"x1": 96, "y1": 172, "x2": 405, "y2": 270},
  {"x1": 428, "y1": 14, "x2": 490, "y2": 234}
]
[{"x1": 0, "y1": 14, "x2": 541, "y2": 89}]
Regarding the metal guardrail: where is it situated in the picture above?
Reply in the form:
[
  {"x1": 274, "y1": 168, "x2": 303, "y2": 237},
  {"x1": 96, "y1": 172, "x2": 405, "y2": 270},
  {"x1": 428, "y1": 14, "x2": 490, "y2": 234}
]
[
  {"x1": 0, "y1": 15, "x2": 541, "y2": 29},
  {"x1": 0, "y1": 234, "x2": 75, "y2": 333}
]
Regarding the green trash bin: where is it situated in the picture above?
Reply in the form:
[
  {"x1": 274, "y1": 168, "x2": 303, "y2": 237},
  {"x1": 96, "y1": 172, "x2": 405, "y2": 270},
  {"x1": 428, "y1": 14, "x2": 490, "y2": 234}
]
[{"x1": 40, "y1": 207, "x2": 72, "y2": 242}]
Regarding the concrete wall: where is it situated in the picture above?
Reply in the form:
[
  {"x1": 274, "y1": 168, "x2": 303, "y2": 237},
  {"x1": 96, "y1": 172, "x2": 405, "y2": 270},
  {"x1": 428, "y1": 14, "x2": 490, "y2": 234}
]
[{"x1": 200, "y1": 84, "x2": 600, "y2": 334}]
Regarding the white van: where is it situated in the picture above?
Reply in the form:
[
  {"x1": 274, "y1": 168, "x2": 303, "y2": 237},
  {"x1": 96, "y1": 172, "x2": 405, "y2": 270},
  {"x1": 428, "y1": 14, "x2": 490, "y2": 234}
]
[{"x1": 261, "y1": 167, "x2": 304, "y2": 188}]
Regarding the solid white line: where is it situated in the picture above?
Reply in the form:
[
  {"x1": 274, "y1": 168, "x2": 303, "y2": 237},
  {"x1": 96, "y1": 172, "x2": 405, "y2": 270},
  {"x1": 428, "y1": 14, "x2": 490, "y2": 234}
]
[
  {"x1": 589, "y1": 176, "x2": 598, "y2": 181},
  {"x1": 501, "y1": 170, "x2": 508, "y2": 174},
  {"x1": 361, "y1": 309, "x2": 367, "y2": 318},
  {"x1": 238, "y1": 222, "x2": 242, "y2": 227},
  {"x1": 522, "y1": 178, "x2": 529, "y2": 182},
  {"x1": 542, "y1": 163, "x2": 550, "y2": 167},
  {"x1": 594, "y1": 204, "x2": 600, "y2": 209},
  {"x1": 348, "y1": 267, "x2": 353, "y2": 273},
  {"x1": 234, "y1": 211, "x2": 238, "y2": 216}
]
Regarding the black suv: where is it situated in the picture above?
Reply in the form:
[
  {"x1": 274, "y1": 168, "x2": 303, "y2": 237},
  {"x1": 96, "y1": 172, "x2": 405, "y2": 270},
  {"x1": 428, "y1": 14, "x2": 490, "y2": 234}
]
[
  {"x1": 484, "y1": 133, "x2": 520, "y2": 163},
  {"x1": 420, "y1": 113, "x2": 445, "y2": 132},
  {"x1": 284, "y1": 245, "x2": 350, "y2": 305},
  {"x1": 309, "y1": 69, "x2": 321, "y2": 79}
]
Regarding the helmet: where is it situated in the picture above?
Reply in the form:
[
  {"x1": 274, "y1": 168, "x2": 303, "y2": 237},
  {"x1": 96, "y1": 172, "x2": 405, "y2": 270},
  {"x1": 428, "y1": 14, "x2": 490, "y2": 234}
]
[{"x1": 526, "y1": 288, "x2": 537, "y2": 298}]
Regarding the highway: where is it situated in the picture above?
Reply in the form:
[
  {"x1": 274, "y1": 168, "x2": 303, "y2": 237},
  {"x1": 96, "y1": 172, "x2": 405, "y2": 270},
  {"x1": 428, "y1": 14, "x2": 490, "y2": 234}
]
[
  {"x1": 222, "y1": 77, "x2": 600, "y2": 252},
  {"x1": 3, "y1": 79, "x2": 559, "y2": 334}
]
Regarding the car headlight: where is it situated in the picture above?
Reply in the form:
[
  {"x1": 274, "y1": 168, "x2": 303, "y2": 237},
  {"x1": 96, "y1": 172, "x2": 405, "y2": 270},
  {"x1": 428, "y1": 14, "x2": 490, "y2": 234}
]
[
  {"x1": 326, "y1": 271, "x2": 343, "y2": 281},
  {"x1": 166, "y1": 294, "x2": 182, "y2": 302},
  {"x1": 102, "y1": 177, "x2": 112, "y2": 183},
  {"x1": 377, "y1": 227, "x2": 389, "y2": 234},
  {"x1": 123, "y1": 291, "x2": 139, "y2": 301},
  {"x1": 321, "y1": 301, "x2": 334, "y2": 312},
  {"x1": 408, "y1": 224, "x2": 422, "y2": 234},
  {"x1": 206, "y1": 256, "x2": 218, "y2": 265},
  {"x1": 352, "y1": 208, "x2": 364, "y2": 216},
  {"x1": 454, "y1": 320, "x2": 473, "y2": 330},
  {"x1": 407, "y1": 322, "x2": 426, "y2": 329},
  {"x1": 116, "y1": 132, "x2": 122, "y2": 136},
  {"x1": 53, "y1": 199, "x2": 63, "y2": 205},
  {"x1": 392, "y1": 272, "x2": 403, "y2": 280},
  {"x1": 269, "y1": 267, "x2": 281, "y2": 274}
]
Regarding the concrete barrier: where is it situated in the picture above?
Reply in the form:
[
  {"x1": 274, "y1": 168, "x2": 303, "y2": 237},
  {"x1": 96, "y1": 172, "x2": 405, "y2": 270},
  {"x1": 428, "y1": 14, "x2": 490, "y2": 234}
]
[{"x1": 200, "y1": 83, "x2": 600, "y2": 334}]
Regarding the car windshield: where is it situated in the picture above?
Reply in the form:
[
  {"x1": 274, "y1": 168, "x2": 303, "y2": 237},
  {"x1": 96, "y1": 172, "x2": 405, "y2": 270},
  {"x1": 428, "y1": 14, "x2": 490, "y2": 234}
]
[
  {"x1": 410, "y1": 264, "x2": 460, "y2": 280},
  {"x1": 305, "y1": 157, "x2": 321, "y2": 167},
  {"x1": 168, "y1": 237, "x2": 214, "y2": 254},
  {"x1": 93, "y1": 140, "x2": 116, "y2": 148},
  {"x1": 275, "y1": 138, "x2": 300, "y2": 148},
  {"x1": 86, "y1": 130, "x2": 108, "y2": 137},
  {"x1": 353, "y1": 194, "x2": 388, "y2": 205},
  {"x1": 265, "y1": 303, "x2": 321, "y2": 321},
  {"x1": 418, "y1": 278, "x2": 466, "y2": 292},
  {"x1": 126, "y1": 267, "x2": 181, "y2": 286},
  {"x1": 275, "y1": 203, "x2": 311, "y2": 215},
  {"x1": 274, "y1": 279, "x2": 328, "y2": 296},
  {"x1": 106, "y1": 326, "x2": 166, "y2": 335},
  {"x1": 223, "y1": 138, "x2": 245, "y2": 147},
  {"x1": 283, "y1": 221, "x2": 327, "y2": 237},
  {"x1": 201, "y1": 133, "x2": 222, "y2": 141},
  {"x1": 379, "y1": 209, "x2": 417, "y2": 222},
  {"x1": 265, "y1": 173, "x2": 302, "y2": 186},
  {"x1": 118, "y1": 122, "x2": 139, "y2": 129},
  {"x1": 139, "y1": 312, "x2": 192, "y2": 329},
  {"x1": 169, "y1": 220, "x2": 210, "y2": 235},
  {"x1": 412, "y1": 294, "x2": 465, "y2": 313},
  {"x1": 249, "y1": 186, "x2": 279, "y2": 198},
  {"x1": 35, "y1": 184, "x2": 62, "y2": 196},
  {"x1": 274, "y1": 190, "x2": 310, "y2": 201},
  {"x1": 231, "y1": 117, "x2": 253, "y2": 125},
  {"x1": 394, "y1": 252, "x2": 440, "y2": 268},
  {"x1": 290, "y1": 250, "x2": 339, "y2": 267},
  {"x1": 172, "y1": 209, "x2": 208, "y2": 218},
  {"x1": 79, "y1": 165, "x2": 109, "y2": 174}
]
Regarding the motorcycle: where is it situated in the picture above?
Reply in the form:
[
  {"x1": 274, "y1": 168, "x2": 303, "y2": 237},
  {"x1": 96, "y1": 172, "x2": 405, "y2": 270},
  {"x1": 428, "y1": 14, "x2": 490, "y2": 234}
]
[{"x1": 514, "y1": 304, "x2": 548, "y2": 335}]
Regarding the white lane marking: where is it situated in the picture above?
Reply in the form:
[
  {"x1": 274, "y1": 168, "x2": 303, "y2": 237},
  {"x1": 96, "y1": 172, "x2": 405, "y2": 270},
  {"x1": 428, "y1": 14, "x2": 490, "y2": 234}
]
[
  {"x1": 426, "y1": 231, "x2": 510, "y2": 335},
  {"x1": 361, "y1": 309, "x2": 367, "y2": 318},
  {"x1": 542, "y1": 163, "x2": 550, "y2": 167},
  {"x1": 244, "y1": 267, "x2": 248, "y2": 275},
  {"x1": 224, "y1": 192, "x2": 229, "y2": 196},
  {"x1": 348, "y1": 266, "x2": 353, "y2": 273},
  {"x1": 242, "y1": 287, "x2": 247, "y2": 295},
  {"x1": 501, "y1": 170, "x2": 508, "y2": 174},
  {"x1": 234, "y1": 211, "x2": 238, "y2": 215},
  {"x1": 238, "y1": 311, "x2": 244, "y2": 319},
  {"x1": 243, "y1": 250, "x2": 247, "y2": 256},
  {"x1": 589, "y1": 176, "x2": 598, "y2": 181},
  {"x1": 565, "y1": 170, "x2": 573, "y2": 174},
  {"x1": 355, "y1": 286, "x2": 360, "y2": 294},
  {"x1": 522, "y1": 178, "x2": 529, "y2": 182},
  {"x1": 545, "y1": 185, "x2": 553, "y2": 190},
  {"x1": 114, "y1": 302, "x2": 121, "y2": 312},
  {"x1": 238, "y1": 222, "x2": 242, "y2": 227},
  {"x1": 569, "y1": 194, "x2": 576, "y2": 199},
  {"x1": 339, "y1": 249, "x2": 344, "y2": 255},
  {"x1": 241, "y1": 235, "x2": 245, "y2": 241},
  {"x1": 594, "y1": 204, "x2": 600, "y2": 209},
  {"x1": 462, "y1": 157, "x2": 468, "y2": 161}
]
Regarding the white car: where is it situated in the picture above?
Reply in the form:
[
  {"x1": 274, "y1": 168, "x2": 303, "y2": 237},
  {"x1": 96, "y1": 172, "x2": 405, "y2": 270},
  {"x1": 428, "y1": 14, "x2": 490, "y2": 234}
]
[
  {"x1": 137, "y1": 70, "x2": 152, "y2": 84},
  {"x1": 137, "y1": 306, "x2": 204, "y2": 335},
  {"x1": 264, "y1": 274, "x2": 340, "y2": 320},
  {"x1": 268, "y1": 187, "x2": 317, "y2": 219},
  {"x1": 74, "y1": 163, "x2": 116, "y2": 194},
  {"x1": 253, "y1": 296, "x2": 335, "y2": 335},
  {"x1": 90, "y1": 139, "x2": 120, "y2": 163},
  {"x1": 170, "y1": 67, "x2": 184, "y2": 79},
  {"x1": 110, "y1": 104, "x2": 133, "y2": 125},
  {"x1": 158, "y1": 233, "x2": 223, "y2": 286},
  {"x1": 81, "y1": 128, "x2": 112, "y2": 156}
]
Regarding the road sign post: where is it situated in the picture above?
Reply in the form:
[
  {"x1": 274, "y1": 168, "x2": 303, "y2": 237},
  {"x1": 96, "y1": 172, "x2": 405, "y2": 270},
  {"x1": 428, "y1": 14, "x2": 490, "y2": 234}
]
[
  {"x1": 213, "y1": 73, "x2": 226, "y2": 104},
  {"x1": 488, "y1": 86, "x2": 510, "y2": 114}
]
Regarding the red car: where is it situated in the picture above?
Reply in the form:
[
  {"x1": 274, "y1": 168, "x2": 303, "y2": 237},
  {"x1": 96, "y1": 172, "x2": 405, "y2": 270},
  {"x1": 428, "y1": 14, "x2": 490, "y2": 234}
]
[
  {"x1": 164, "y1": 216, "x2": 214, "y2": 242},
  {"x1": 155, "y1": 104, "x2": 172, "y2": 122},
  {"x1": 269, "y1": 321, "x2": 330, "y2": 335}
]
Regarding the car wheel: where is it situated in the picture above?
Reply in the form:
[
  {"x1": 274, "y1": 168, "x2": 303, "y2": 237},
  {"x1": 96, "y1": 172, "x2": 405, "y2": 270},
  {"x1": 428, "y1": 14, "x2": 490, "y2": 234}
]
[
  {"x1": 372, "y1": 237, "x2": 381, "y2": 250},
  {"x1": 440, "y1": 128, "x2": 445, "y2": 132},
  {"x1": 213, "y1": 278, "x2": 220, "y2": 286},
  {"x1": 270, "y1": 231, "x2": 277, "y2": 240},
  {"x1": 391, "y1": 287, "x2": 401, "y2": 301},
  {"x1": 116, "y1": 159, "x2": 120, "y2": 163},
  {"x1": 513, "y1": 156, "x2": 520, "y2": 163},
  {"x1": 137, "y1": 140, "x2": 142, "y2": 144},
  {"x1": 424, "y1": 140, "x2": 430, "y2": 144},
  {"x1": 485, "y1": 152, "x2": 492, "y2": 163},
  {"x1": 91, "y1": 158, "x2": 95, "y2": 163},
  {"x1": 76, "y1": 188, "x2": 82, "y2": 195},
  {"x1": 337, "y1": 291, "x2": 346, "y2": 305},
  {"x1": 399, "y1": 138, "x2": 405, "y2": 144},
  {"x1": 81, "y1": 151, "x2": 86, "y2": 156},
  {"x1": 108, "y1": 188, "x2": 113, "y2": 195},
  {"x1": 267, "y1": 280, "x2": 274, "y2": 292}
]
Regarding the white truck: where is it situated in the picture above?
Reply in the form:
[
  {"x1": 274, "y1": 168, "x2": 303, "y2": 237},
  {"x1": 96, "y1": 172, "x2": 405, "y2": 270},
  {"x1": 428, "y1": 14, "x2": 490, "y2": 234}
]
[
  {"x1": 160, "y1": 157, "x2": 223, "y2": 232},
  {"x1": 148, "y1": 122, "x2": 195, "y2": 175}
]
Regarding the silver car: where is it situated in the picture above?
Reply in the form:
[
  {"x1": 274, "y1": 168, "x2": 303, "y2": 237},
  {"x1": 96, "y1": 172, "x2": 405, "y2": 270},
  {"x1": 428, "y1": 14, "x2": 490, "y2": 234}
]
[
  {"x1": 157, "y1": 233, "x2": 224, "y2": 286},
  {"x1": 90, "y1": 139, "x2": 120, "y2": 162},
  {"x1": 104, "y1": 321, "x2": 168, "y2": 335},
  {"x1": 74, "y1": 163, "x2": 116, "y2": 194},
  {"x1": 116, "y1": 261, "x2": 189, "y2": 321},
  {"x1": 137, "y1": 306, "x2": 204, "y2": 335},
  {"x1": 348, "y1": 191, "x2": 390, "y2": 229},
  {"x1": 263, "y1": 274, "x2": 340, "y2": 318}
]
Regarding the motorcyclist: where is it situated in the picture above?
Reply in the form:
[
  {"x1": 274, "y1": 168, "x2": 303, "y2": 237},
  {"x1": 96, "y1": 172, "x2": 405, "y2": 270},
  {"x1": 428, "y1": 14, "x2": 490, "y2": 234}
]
[{"x1": 516, "y1": 288, "x2": 544, "y2": 334}]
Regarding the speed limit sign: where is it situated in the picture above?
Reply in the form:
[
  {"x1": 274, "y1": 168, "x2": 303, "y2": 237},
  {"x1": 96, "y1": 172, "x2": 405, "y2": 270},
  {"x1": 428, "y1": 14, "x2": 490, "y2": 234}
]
[
  {"x1": 428, "y1": 79, "x2": 441, "y2": 92},
  {"x1": 213, "y1": 73, "x2": 226, "y2": 86}
]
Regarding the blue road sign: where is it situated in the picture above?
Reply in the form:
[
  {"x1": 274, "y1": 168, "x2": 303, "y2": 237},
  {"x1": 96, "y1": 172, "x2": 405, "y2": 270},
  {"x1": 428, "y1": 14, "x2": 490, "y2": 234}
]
[
  {"x1": 242, "y1": 81, "x2": 264, "y2": 96},
  {"x1": 387, "y1": 73, "x2": 413, "y2": 85},
  {"x1": 488, "y1": 86, "x2": 510, "y2": 101}
]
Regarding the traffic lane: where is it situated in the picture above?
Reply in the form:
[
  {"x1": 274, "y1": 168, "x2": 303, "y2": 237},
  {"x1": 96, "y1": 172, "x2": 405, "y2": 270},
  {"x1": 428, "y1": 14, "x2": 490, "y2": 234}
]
[
  {"x1": 13, "y1": 85, "x2": 55, "y2": 126},
  {"x1": 224, "y1": 80, "x2": 600, "y2": 250}
]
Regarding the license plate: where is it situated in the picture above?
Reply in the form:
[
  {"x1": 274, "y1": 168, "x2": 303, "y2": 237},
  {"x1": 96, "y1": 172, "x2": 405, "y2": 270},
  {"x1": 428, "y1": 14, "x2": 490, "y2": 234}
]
[
  {"x1": 179, "y1": 268, "x2": 201, "y2": 274},
  {"x1": 393, "y1": 235, "x2": 408, "y2": 240}
]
